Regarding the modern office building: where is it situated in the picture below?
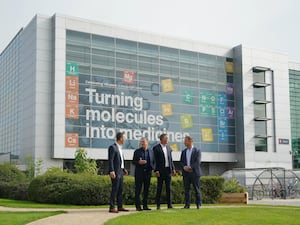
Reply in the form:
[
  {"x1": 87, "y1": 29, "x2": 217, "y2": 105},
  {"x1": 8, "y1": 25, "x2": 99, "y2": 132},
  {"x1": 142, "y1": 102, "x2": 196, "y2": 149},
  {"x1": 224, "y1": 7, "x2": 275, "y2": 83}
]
[
  {"x1": 0, "y1": 14, "x2": 296, "y2": 175},
  {"x1": 289, "y1": 62, "x2": 300, "y2": 169}
]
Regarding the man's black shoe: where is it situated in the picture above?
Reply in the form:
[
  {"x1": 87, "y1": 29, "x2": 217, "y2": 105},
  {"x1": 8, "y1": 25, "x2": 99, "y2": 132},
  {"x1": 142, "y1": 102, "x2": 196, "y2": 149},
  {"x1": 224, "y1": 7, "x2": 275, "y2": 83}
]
[
  {"x1": 109, "y1": 208, "x2": 118, "y2": 213},
  {"x1": 156, "y1": 206, "x2": 160, "y2": 210},
  {"x1": 118, "y1": 208, "x2": 129, "y2": 212},
  {"x1": 167, "y1": 205, "x2": 173, "y2": 209},
  {"x1": 183, "y1": 205, "x2": 190, "y2": 209},
  {"x1": 143, "y1": 207, "x2": 151, "y2": 210},
  {"x1": 136, "y1": 207, "x2": 143, "y2": 211}
]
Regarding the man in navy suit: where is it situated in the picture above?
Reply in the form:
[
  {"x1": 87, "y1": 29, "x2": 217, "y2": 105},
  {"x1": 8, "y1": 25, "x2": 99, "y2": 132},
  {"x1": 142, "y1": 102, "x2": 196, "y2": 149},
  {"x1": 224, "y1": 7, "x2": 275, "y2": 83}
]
[
  {"x1": 132, "y1": 137, "x2": 155, "y2": 211},
  {"x1": 153, "y1": 133, "x2": 176, "y2": 209},
  {"x1": 108, "y1": 132, "x2": 129, "y2": 213},
  {"x1": 180, "y1": 135, "x2": 202, "y2": 209}
]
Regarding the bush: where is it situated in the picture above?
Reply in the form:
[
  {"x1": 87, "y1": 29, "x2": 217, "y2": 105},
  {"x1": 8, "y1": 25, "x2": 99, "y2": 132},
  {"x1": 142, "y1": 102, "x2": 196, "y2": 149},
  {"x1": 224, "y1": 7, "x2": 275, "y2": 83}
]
[
  {"x1": 0, "y1": 163, "x2": 29, "y2": 200},
  {"x1": 0, "y1": 182, "x2": 29, "y2": 200},
  {"x1": 201, "y1": 176, "x2": 225, "y2": 203},
  {"x1": 223, "y1": 178, "x2": 247, "y2": 193},
  {"x1": 28, "y1": 170, "x2": 112, "y2": 205},
  {"x1": 0, "y1": 163, "x2": 27, "y2": 183},
  {"x1": 0, "y1": 163, "x2": 224, "y2": 205},
  {"x1": 74, "y1": 148, "x2": 97, "y2": 175},
  {"x1": 28, "y1": 172, "x2": 224, "y2": 205}
]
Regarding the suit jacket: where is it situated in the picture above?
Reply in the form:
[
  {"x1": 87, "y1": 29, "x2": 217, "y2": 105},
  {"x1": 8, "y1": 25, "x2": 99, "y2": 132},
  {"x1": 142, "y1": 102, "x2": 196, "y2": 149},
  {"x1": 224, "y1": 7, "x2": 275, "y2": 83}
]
[
  {"x1": 108, "y1": 143, "x2": 124, "y2": 175},
  {"x1": 132, "y1": 147, "x2": 155, "y2": 177},
  {"x1": 153, "y1": 143, "x2": 175, "y2": 174},
  {"x1": 180, "y1": 147, "x2": 202, "y2": 177}
]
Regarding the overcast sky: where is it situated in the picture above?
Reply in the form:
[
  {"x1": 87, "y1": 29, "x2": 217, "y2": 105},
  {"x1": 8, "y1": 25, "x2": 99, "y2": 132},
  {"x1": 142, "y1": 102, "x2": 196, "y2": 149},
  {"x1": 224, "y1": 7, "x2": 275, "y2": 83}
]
[{"x1": 1, "y1": 0, "x2": 299, "y2": 60}]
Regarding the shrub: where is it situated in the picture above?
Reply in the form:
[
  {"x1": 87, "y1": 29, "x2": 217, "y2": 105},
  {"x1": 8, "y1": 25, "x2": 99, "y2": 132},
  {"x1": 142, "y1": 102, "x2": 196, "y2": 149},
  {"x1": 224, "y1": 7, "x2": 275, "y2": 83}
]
[
  {"x1": 74, "y1": 148, "x2": 97, "y2": 175},
  {"x1": 28, "y1": 172, "x2": 224, "y2": 205},
  {"x1": 0, "y1": 163, "x2": 29, "y2": 200},
  {"x1": 0, "y1": 163, "x2": 27, "y2": 183},
  {"x1": 24, "y1": 155, "x2": 43, "y2": 180},
  {"x1": 122, "y1": 176, "x2": 135, "y2": 205},
  {"x1": 28, "y1": 170, "x2": 112, "y2": 205},
  {"x1": 223, "y1": 178, "x2": 247, "y2": 193},
  {"x1": 0, "y1": 182, "x2": 29, "y2": 200},
  {"x1": 200, "y1": 176, "x2": 224, "y2": 203}
]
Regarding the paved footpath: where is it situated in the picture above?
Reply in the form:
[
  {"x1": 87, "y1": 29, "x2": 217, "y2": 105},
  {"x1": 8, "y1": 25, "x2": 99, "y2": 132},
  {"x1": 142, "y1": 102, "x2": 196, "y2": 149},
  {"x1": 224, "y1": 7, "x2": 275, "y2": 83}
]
[
  {"x1": 1, "y1": 199, "x2": 300, "y2": 225},
  {"x1": 0, "y1": 206, "x2": 133, "y2": 225}
]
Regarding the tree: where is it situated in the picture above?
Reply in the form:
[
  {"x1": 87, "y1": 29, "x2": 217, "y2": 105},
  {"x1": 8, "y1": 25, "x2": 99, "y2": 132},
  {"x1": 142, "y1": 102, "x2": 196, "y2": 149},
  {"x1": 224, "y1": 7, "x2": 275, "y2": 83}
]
[{"x1": 74, "y1": 148, "x2": 97, "y2": 175}]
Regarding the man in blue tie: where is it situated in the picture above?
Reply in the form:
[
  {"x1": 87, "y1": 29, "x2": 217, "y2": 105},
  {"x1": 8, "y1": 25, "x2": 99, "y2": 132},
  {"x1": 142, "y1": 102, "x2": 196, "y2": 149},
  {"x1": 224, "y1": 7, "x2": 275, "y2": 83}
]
[{"x1": 180, "y1": 135, "x2": 202, "y2": 209}]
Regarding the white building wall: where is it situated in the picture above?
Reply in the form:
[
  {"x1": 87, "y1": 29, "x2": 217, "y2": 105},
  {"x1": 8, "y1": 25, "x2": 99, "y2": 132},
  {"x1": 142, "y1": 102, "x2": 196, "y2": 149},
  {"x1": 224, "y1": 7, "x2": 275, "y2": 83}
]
[
  {"x1": 19, "y1": 15, "x2": 63, "y2": 173},
  {"x1": 20, "y1": 16, "x2": 38, "y2": 163},
  {"x1": 289, "y1": 61, "x2": 300, "y2": 71},
  {"x1": 241, "y1": 47, "x2": 292, "y2": 169},
  {"x1": 35, "y1": 15, "x2": 63, "y2": 172},
  {"x1": 53, "y1": 15, "x2": 67, "y2": 159}
]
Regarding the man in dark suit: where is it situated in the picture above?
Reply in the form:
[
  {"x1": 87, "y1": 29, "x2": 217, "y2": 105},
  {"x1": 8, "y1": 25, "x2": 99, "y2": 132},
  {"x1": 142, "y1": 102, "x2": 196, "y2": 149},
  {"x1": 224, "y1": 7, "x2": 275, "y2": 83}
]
[
  {"x1": 132, "y1": 137, "x2": 155, "y2": 211},
  {"x1": 153, "y1": 133, "x2": 176, "y2": 209},
  {"x1": 180, "y1": 135, "x2": 202, "y2": 209},
  {"x1": 108, "y1": 132, "x2": 129, "y2": 213}
]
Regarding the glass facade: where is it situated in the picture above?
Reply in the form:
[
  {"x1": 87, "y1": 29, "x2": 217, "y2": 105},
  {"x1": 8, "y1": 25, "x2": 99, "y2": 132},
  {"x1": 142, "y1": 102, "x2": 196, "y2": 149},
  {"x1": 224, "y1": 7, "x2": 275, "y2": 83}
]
[
  {"x1": 289, "y1": 69, "x2": 300, "y2": 168},
  {"x1": 65, "y1": 30, "x2": 236, "y2": 152},
  {"x1": 253, "y1": 70, "x2": 269, "y2": 152},
  {"x1": 0, "y1": 35, "x2": 22, "y2": 160}
]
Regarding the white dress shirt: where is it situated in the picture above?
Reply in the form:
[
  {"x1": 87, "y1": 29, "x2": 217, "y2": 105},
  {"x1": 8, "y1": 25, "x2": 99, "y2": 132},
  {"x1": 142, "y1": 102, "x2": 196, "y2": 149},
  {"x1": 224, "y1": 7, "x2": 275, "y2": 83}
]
[
  {"x1": 160, "y1": 144, "x2": 169, "y2": 167},
  {"x1": 116, "y1": 143, "x2": 124, "y2": 169},
  {"x1": 186, "y1": 146, "x2": 193, "y2": 167}
]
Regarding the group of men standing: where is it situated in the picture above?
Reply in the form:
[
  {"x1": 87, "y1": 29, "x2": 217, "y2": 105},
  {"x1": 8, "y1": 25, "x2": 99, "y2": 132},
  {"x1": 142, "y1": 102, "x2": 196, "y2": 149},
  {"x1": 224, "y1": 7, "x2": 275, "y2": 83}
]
[{"x1": 108, "y1": 132, "x2": 202, "y2": 213}]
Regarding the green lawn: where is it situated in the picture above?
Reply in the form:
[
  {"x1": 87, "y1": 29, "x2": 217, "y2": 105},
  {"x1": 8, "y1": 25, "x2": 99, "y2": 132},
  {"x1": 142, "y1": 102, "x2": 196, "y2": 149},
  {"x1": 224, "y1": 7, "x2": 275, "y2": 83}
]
[
  {"x1": 1, "y1": 199, "x2": 300, "y2": 225},
  {"x1": 0, "y1": 198, "x2": 105, "y2": 208},
  {"x1": 0, "y1": 211, "x2": 63, "y2": 225},
  {"x1": 104, "y1": 206, "x2": 300, "y2": 225}
]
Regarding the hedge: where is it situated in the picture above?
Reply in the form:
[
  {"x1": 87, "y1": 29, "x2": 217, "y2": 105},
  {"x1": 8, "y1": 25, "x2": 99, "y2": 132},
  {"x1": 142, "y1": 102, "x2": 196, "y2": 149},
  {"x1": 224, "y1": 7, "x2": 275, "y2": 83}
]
[
  {"x1": 0, "y1": 163, "x2": 29, "y2": 200},
  {"x1": 28, "y1": 171, "x2": 224, "y2": 205},
  {"x1": 0, "y1": 163, "x2": 27, "y2": 183}
]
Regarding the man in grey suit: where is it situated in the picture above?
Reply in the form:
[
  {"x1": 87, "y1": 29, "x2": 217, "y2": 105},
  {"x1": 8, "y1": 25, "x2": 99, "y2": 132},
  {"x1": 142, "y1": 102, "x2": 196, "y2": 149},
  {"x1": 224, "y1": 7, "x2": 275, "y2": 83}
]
[
  {"x1": 180, "y1": 135, "x2": 202, "y2": 209},
  {"x1": 153, "y1": 133, "x2": 176, "y2": 209},
  {"x1": 108, "y1": 132, "x2": 129, "y2": 213}
]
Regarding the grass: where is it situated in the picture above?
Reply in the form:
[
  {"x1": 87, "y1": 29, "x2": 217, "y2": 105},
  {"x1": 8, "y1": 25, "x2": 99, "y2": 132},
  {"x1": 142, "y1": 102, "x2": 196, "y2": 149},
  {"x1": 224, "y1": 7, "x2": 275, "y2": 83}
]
[
  {"x1": 104, "y1": 206, "x2": 300, "y2": 225},
  {"x1": 0, "y1": 199, "x2": 66, "y2": 225},
  {"x1": 0, "y1": 198, "x2": 106, "y2": 208},
  {"x1": 1, "y1": 199, "x2": 300, "y2": 225},
  {"x1": 0, "y1": 211, "x2": 63, "y2": 225}
]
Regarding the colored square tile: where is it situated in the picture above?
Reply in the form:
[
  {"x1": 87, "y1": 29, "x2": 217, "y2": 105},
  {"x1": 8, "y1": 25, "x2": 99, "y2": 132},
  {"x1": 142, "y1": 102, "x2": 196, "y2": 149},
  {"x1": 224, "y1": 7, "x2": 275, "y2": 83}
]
[
  {"x1": 181, "y1": 114, "x2": 193, "y2": 129},
  {"x1": 170, "y1": 144, "x2": 179, "y2": 151},
  {"x1": 161, "y1": 103, "x2": 173, "y2": 116},
  {"x1": 225, "y1": 62, "x2": 234, "y2": 74},
  {"x1": 66, "y1": 62, "x2": 79, "y2": 76},
  {"x1": 201, "y1": 128, "x2": 214, "y2": 142},
  {"x1": 183, "y1": 90, "x2": 193, "y2": 104},
  {"x1": 65, "y1": 105, "x2": 79, "y2": 119},
  {"x1": 65, "y1": 133, "x2": 79, "y2": 147},
  {"x1": 161, "y1": 79, "x2": 174, "y2": 93},
  {"x1": 123, "y1": 70, "x2": 135, "y2": 85}
]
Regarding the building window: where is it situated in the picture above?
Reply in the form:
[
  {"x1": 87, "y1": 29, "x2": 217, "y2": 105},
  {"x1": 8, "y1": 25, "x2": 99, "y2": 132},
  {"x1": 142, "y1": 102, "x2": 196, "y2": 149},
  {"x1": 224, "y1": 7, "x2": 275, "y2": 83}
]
[
  {"x1": 290, "y1": 69, "x2": 300, "y2": 168},
  {"x1": 255, "y1": 138, "x2": 267, "y2": 152},
  {"x1": 253, "y1": 67, "x2": 272, "y2": 152}
]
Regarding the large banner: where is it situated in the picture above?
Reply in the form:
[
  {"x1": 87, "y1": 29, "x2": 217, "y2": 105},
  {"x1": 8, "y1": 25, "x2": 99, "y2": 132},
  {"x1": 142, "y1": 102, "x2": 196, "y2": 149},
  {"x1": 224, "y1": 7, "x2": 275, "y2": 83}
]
[
  {"x1": 65, "y1": 63, "x2": 192, "y2": 149},
  {"x1": 64, "y1": 61, "x2": 234, "y2": 151}
]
